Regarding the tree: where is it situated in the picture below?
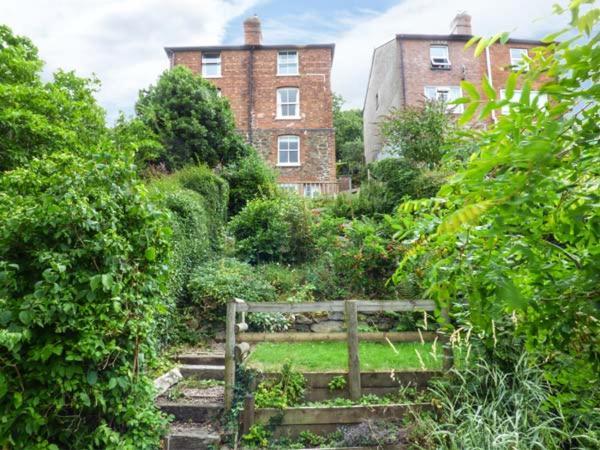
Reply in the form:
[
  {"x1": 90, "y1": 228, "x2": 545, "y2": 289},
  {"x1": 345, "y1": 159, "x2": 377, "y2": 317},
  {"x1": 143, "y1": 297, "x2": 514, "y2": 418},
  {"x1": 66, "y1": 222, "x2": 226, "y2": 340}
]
[
  {"x1": 333, "y1": 94, "x2": 364, "y2": 181},
  {"x1": 392, "y1": 1, "x2": 600, "y2": 440},
  {"x1": 380, "y1": 100, "x2": 451, "y2": 168},
  {"x1": 136, "y1": 66, "x2": 249, "y2": 171},
  {"x1": 0, "y1": 26, "x2": 107, "y2": 172},
  {"x1": 0, "y1": 25, "x2": 169, "y2": 448}
]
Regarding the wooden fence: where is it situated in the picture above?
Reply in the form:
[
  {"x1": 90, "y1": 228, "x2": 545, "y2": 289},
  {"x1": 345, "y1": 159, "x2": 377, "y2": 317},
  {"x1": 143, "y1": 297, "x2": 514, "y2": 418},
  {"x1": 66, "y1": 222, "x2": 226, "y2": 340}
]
[{"x1": 224, "y1": 299, "x2": 451, "y2": 410}]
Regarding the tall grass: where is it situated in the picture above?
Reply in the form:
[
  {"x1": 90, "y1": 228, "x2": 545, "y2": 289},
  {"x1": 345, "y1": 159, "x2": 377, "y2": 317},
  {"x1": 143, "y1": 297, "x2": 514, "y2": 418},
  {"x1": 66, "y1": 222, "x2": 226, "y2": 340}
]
[{"x1": 411, "y1": 354, "x2": 596, "y2": 449}]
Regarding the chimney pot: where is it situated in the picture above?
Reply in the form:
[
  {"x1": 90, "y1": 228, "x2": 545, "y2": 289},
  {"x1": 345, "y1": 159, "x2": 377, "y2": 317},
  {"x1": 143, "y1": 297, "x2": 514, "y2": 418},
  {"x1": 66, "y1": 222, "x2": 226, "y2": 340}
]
[
  {"x1": 450, "y1": 12, "x2": 472, "y2": 35},
  {"x1": 244, "y1": 15, "x2": 262, "y2": 45}
]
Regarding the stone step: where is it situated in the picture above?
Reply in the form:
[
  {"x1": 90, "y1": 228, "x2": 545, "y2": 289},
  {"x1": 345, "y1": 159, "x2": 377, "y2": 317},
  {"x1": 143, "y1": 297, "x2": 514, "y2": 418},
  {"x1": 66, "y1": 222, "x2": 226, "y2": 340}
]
[
  {"x1": 176, "y1": 354, "x2": 225, "y2": 366},
  {"x1": 163, "y1": 422, "x2": 221, "y2": 450},
  {"x1": 158, "y1": 402, "x2": 223, "y2": 422},
  {"x1": 180, "y1": 364, "x2": 225, "y2": 380}
]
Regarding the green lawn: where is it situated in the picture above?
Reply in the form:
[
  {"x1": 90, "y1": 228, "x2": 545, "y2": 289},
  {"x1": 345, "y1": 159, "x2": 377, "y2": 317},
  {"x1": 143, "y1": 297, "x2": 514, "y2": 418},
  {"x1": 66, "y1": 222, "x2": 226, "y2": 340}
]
[{"x1": 246, "y1": 341, "x2": 442, "y2": 372}]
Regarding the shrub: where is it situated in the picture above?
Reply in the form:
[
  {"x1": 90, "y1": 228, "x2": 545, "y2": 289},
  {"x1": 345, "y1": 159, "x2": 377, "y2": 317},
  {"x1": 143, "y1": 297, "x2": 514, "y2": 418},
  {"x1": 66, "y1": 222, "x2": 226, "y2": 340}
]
[
  {"x1": 254, "y1": 363, "x2": 305, "y2": 408},
  {"x1": 221, "y1": 149, "x2": 277, "y2": 216},
  {"x1": 136, "y1": 65, "x2": 249, "y2": 170},
  {"x1": 310, "y1": 216, "x2": 405, "y2": 298},
  {"x1": 173, "y1": 165, "x2": 229, "y2": 252},
  {"x1": 187, "y1": 258, "x2": 275, "y2": 324},
  {"x1": 0, "y1": 151, "x2": 169, "y2": 449},
  {"x1": 247, "y1": 312, "x2": 291, "y2": 332},
  {"x1": 228, "y1": 193, "x2": 314, "y2": 264}
]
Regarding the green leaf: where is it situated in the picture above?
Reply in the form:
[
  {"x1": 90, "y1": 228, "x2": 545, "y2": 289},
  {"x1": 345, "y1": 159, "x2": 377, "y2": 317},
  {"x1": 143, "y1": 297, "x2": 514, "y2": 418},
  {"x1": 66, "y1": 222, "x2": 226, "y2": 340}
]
[
  {"x1": 0, "y1": 373, "x2": 7, "y2": 399},
  {"x1": 459, "y1": 102, "x2": 479, "y2": 125},
  {"x1": 87, "y1": 371, "x2": 98, "y2": 386},
  {"x1": 505, "y1": 72, "x2": 518, "y2": 100},
  {"x1": 482, "y1": 76, "x2": 496, "y2": 100},
  {"x1": 145, "y1": 247, "x2": 157, "y2": 261},
  {"x1": 18, "y1": 310, "x2": 31, "y2": 325},
  {"x1": 14, "y1": 392, "x2": 23, "y2": 409},
  {"x1": 101, "y1": 274, "x2": 113, "y2": 291},
  {"x1": 108, "y1": 378, "x2": 118, "y2": 389},
  {"x1": 464, "y1": 35, "x2": 481, "y2": 49},
  {"x1": 474, "y1": 36, "x2": 490, "y2": 57},
  {"x1": 500, "y1": 31, "x2": 511, "y2": 44},
  {"x1": 497, "y1": 279, "x2": 527, "y2": 310},
  {"x1": 460, "y1": 81, "x2": 480, "y2": 100},
  {"x1": 520, "y1": 82, "x2": 531, "y2": 105}
]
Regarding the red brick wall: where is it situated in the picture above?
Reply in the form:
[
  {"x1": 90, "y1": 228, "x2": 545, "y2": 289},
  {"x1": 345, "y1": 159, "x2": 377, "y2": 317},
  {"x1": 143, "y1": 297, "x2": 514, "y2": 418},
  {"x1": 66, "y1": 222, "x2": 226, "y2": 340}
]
[
  {"x1": 401, "y1": 39, "x2": 486, "y2": 108},
  {"x1": 171, "y1": 46, "x2": 336, "y2": 186},
  {"x1": 399, "y1": 38, "x2": 548, "y2": 121}
]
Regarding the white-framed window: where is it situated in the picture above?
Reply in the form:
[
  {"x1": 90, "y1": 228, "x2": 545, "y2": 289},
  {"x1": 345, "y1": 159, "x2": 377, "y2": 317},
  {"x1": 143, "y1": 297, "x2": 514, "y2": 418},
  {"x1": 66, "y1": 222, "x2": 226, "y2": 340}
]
[
  {"x1": 277, "y1": 50, "x2": 299, "y2": 75},
  {"x1": 430, "y1": 45, "x2": 450, "y2": 68},
  {"x1": 500, "y1": 89, "x2": 548, "y2": 114},
  {"x1": 277, "y1": 135, "x2": 300, "y2": 166},
  {"x1": 279, "y1": 183, "x2": 300, "y2": 193},
  {"x1": 202, "y1": 52, "x2": 221, "y2": 77},
  {"x1": 277, "y1": 87, "x2": 300, "y2": 118},
  {"x1": 509, "y1": 48, "x2": 529, "y2": 70},
  {"x1": 303, "y1": 183, "x2": 322, "y2": 198},
  {"x1": 424, "y1": 86, "x2": 463, "y2": 113}
]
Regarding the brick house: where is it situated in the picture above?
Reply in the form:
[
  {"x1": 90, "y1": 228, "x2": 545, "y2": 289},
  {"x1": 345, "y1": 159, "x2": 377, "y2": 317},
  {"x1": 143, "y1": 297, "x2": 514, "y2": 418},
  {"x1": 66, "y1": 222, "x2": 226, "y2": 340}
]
[
  {"x1": 363, "y1": 13, "x2": 548, "y2": 162},
  {"x1": 165, "y1": 16, "x2": 337, "y2": 197}
]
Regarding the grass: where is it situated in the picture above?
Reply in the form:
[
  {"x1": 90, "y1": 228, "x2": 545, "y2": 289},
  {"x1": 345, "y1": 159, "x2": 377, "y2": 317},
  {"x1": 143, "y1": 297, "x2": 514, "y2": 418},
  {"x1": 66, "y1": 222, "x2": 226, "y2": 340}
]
[{"x1": 246, "y1": 341, "x2": 442, "y2": 372}]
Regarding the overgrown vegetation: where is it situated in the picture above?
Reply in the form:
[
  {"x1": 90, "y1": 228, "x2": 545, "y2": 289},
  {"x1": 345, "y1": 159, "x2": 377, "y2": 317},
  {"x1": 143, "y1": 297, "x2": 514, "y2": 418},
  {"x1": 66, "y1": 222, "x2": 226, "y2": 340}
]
[{"x1": 0, "y1": 26, "x2": 168, "y2": 449}]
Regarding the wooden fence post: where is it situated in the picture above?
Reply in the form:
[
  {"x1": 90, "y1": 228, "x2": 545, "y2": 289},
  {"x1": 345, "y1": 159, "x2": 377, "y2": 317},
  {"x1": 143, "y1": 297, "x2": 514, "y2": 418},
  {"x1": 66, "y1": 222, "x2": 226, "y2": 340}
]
[
  {"x1": 224, "y1": 300, "x2": 236, "y2": 410},
  {"x1": 441, "y1": 306, "x2": 454, "y2": 370},
  {"x1": 241, "y1": 394, "x2": 255, "y2": 435},
  {"x1": 345, "y1": 300, "x2": 361, "y2": 400}
]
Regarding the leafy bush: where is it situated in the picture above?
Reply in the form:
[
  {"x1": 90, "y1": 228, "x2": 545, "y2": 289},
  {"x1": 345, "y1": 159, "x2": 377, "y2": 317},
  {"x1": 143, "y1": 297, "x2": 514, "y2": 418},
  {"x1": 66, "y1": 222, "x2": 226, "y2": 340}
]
[
  {"x1": 246, "y1": 312, "x2": 291, "y2": 332},
  {"x1": 309, "y1": 216, "x2": 406, "y2": 298},
  {"x1": 254, "y1": 363, "x2": 306, "y2": 408},
  {"x1": 228, "y1": 193, "x2": 314, "y2": 264},
  {"x1": 187, "y1": 258, "x2": 275, "y2": 324},
  {"x1": 136, "y1": 65, "x2": 249, "y2": 170},
  {"x1": 380, "y1": 100, "x2": 451, "y2": 167},
  {"x1": 242, "y1": 424, "x2": 271, "y2": 448},
  {"x1": 173, "y1": 165, "x2": 229, "y2": 251},
  {"x1": 221, "y1": 149, "x2": 277, "y2": 216},
  {"x1": 0, "y1": 151, "x2": 169, "y2": 449}
]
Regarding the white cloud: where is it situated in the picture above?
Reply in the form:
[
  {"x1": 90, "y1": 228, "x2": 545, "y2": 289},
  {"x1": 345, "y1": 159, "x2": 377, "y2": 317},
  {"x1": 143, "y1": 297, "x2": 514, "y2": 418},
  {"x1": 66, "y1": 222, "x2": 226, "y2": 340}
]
[
  {"x1": 332, "y1": 0, "x2": 568, "y2": 109},
  {"x1": 0, "y1": 0, "x2": 260, "y2": 122}
]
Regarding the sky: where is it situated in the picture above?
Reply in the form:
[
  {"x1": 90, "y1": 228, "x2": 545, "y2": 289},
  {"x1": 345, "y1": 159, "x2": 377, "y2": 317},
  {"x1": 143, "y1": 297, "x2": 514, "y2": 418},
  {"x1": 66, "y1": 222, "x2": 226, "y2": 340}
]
[{"x1": 1, "y1": 0, "x2": 566, "y2": 123}]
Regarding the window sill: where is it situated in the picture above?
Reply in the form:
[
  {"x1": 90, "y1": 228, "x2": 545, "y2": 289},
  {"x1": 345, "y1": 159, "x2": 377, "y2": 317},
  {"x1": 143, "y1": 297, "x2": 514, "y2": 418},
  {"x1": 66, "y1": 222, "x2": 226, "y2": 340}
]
[
  {"x1": 277, "y1": 163, "x2": 301, "y2": 167},
  {"x1": 277, "y1": 73, "x2": 300, "y2": 77},
  {"x1": 275, "y1": 116, "x2": 301, "y2": 120},
  {"x1": 430, "y1": 65, "x2": 451, "y2": 70},
  {"x1": 202, "y1": 75, "x2": 222, "y2": 79}
]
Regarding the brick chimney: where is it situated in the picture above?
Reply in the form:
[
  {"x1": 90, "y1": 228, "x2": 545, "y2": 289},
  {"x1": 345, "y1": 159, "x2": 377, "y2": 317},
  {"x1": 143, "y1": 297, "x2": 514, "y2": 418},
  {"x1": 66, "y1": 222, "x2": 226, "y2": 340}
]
[
  {"x1": 244, "y1": 15, "x2": 262, "y2": 45},
  {"x1": 450, "y1": 12, "x2": 472, "y2": 35}
]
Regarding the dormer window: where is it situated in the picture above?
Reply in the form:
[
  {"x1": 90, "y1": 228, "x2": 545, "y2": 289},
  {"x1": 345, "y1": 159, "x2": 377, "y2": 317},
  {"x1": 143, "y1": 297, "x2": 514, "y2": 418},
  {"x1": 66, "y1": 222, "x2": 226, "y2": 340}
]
[{"x1": 430, "y1": 45, "x2": 450, "y2": 68}]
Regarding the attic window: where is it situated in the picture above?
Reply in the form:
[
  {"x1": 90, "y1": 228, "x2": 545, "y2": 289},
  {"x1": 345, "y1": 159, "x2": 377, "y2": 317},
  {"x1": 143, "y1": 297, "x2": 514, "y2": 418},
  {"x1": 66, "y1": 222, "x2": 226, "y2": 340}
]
[{"x1": 430, "y1": 45, "x2": 450, "y2": 68}]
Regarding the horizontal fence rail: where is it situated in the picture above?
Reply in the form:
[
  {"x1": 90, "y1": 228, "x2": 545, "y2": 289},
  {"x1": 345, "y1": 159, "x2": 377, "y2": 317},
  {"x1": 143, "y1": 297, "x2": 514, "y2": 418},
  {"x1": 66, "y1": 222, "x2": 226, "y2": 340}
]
[
  {"x1": 224, "y1": 298, "x2": 450, "y2": 410},
  {"x1": 235, "y1": 299, "x2": 436, "y2": 313}
]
